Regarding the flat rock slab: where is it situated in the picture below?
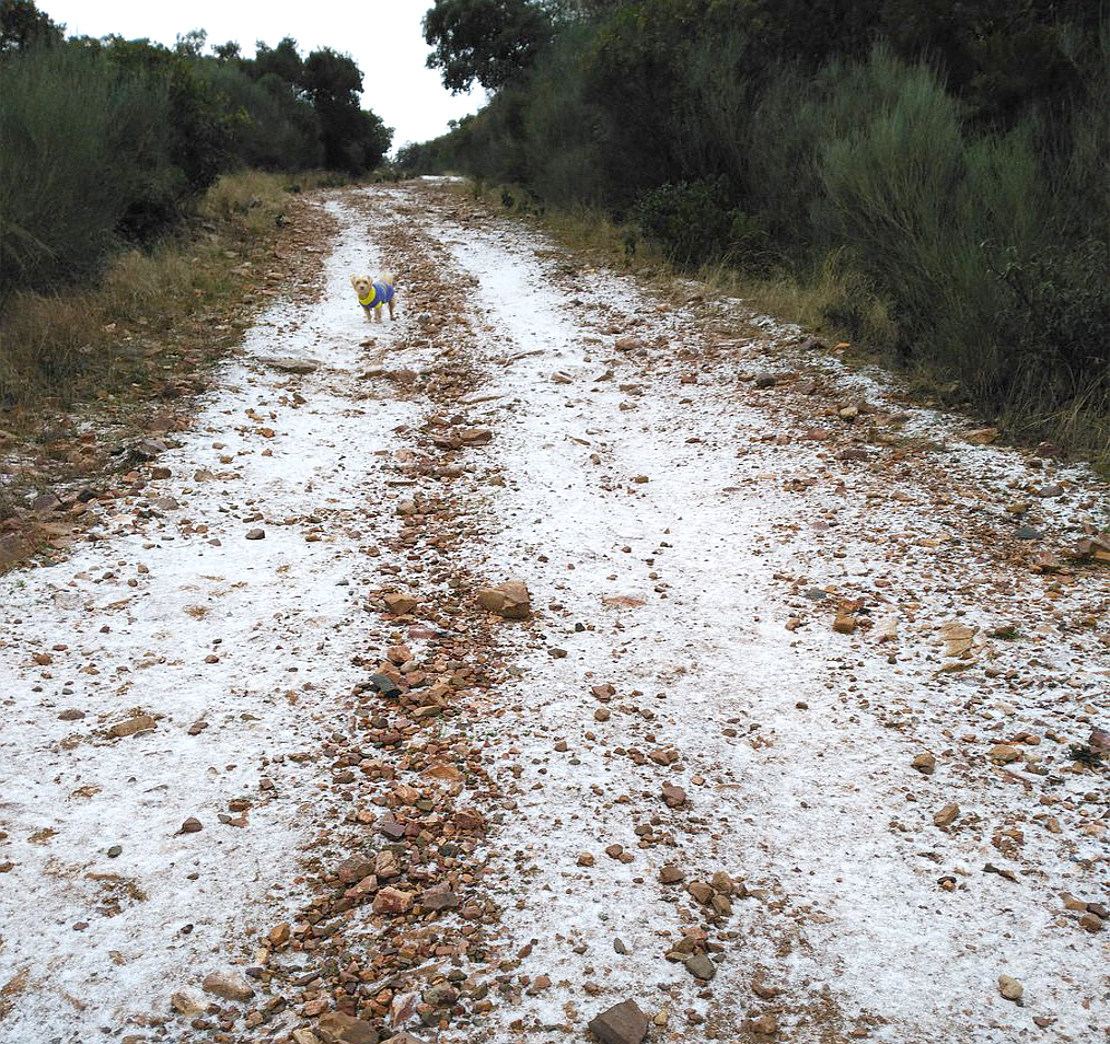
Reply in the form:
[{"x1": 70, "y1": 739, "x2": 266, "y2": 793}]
[
  {"x1": 265, "y1": 356, "x2": 321, "y2": 373},
  {"x1": 316, "y1": 1012, "x2": 380, "y2": 1044},
  {"x1": 588, "y1": 999, "x2": 649, "y2": 1044}
]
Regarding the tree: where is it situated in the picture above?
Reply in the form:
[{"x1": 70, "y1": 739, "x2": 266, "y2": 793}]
[
  {"x1": 213, "y1": 40, "x2": 241, "y2": 62},
  {"x1": 423, "y1": 0, "x2": 553, "y2": 92},
  {"x1": 100, "y1": 36, "x2": 234, "y2": 204},
  {"x1": 252, "y1": 36, "x2": 304, "y2": 87},
  {"x1": 302, "y1": 47, "x2": 393, "y2": 172},
  {"x1": 174, "y1": 28, "x2": 207, "y2": 58},
  {"x1": 0, "y1": 0, "x2": 63, "y2": 53}
]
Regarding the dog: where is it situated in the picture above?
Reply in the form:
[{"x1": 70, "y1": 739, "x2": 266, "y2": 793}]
[{"x1": 350, "y1": 271, "x2": 397, "y2": 323}]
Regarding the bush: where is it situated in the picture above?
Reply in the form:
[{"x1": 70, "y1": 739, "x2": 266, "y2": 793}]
[
  {"x1": 0, "y1": 43, "x2": 170, "y2": 293},
  {"x1": 634, "y1": 179, "x2": 734, "y2": 264},
  {"x1": 634, "y1": 178, "x2": 768, "y2": 269}
]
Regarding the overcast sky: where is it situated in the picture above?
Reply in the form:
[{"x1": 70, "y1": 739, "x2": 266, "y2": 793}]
[{"x1": 42, "y1": 0, "x2": 486, "y2": 150}]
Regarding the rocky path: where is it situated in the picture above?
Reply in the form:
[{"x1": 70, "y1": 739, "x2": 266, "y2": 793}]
[{"x1": 0, "y1": 181, "x2": 1107, "y2": 1044}]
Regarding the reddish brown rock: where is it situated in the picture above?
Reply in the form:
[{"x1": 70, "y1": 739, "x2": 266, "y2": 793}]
[
  {"x1": 316, "y1": 1012, "x2": 380, "y2": 1044},
  {"x1": 588, "y1": 999, "x2": 649, "y2": 1044},
  {"x1": 933, "y1": 803, "x2": 960, "y2": 828},
  {"x1": 383, "y1": 592, "x2": 418, "y2": 615},
  {"x1": 422, "y1": 881, "x2": 459, "y2": 910},
  {"x1": 454, "y1": 809, "x2": 485, "y2": 832},
  {"x1": 373, "y1": 886, "x2": 414, "y2": 915},
  {"x1": 475, "y1": 580, "x2": 531, "y2": 619},
  {"x1": 374, "y1": 850, "x2": 402, "y2": 878},
  {"x1": 911, "y1": 752, "x2": 936, "y2": 775},
  {"x1": 109, "y1": 714, "x2": 156, "y2": 738},
  {"x1": 336, "y1": 854, "x2": 375, "y2": 884},
  {"x1": 661, "y1": 782, "x2": 686, "y2": 808},
  {"x1": 687, "y1": 881, "x2": 713, "y2": 905},
  {"x1": 749, "y1": 1013, "x2": 779, "y2": 1035}
]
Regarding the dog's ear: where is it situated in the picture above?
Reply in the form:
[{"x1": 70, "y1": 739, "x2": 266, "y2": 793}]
[{"x1": 349, "y1": 275, "x2": 358, "y2": 288}]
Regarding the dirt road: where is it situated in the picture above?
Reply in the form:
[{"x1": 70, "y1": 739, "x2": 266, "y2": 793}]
[{"x1": 1, "y1": 180, "x2": 1107, "y2": 1044}]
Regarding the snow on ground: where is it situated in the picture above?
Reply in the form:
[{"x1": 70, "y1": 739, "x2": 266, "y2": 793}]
[
  {"x1": 0, "y1": 201, "x2": 414, "y2": 1038},
  {"x1": 0, "y1": 181, "x2": 1106, "y2": 1044},
  {"x1": 411, "y1": 198, "x2": 1109, "y2": 1042}
]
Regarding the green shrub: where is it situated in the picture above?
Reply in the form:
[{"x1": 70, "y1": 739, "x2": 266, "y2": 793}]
[
  {"x1": 634, "y1": 178, "x2": 770, "y2": 269},
  {"x1": 0, "y1": 43, "x2": 170, "y2": 293},
  {"x1": 634, "y1": 178, "x2": 734, "y2": 265}
]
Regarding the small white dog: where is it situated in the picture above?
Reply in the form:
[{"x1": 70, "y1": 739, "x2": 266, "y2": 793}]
[{"x1": 350, "y1": 271, "x2": 397, "y2": 323}]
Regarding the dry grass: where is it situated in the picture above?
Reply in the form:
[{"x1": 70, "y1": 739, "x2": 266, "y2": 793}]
[
  {"x1": 0, "y1": 171, "x2": 293, "y2": 421},
  {"x1": 196, "y1": 169, "x2": 292, "y2": 231}
]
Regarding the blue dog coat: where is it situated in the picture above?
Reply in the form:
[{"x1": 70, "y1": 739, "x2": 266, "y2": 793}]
[{"x1": 359, "y1": 281, "x2": 394, "y2": 310}]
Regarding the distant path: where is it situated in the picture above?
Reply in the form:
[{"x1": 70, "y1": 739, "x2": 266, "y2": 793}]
[{"x1": 0, "y1": 180, "x2": 1106, "y2": 1043}]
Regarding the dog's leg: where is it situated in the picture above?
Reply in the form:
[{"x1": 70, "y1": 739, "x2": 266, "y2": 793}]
[
  {"x1": 375, "y1": 305, "x2": 383, "y2": 324},
  {"x1": 388, "y1": 299, "x2": 395, "y2": 321}
]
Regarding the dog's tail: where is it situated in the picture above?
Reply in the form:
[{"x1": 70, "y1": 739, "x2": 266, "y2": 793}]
[{"x1": 378, "y1": 270, "x2": 396, "y2": 287}]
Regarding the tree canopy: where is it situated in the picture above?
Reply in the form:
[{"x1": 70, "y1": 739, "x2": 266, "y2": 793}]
[{"x1": 423, "y1": 0, "x2": 554, "y2": 92}]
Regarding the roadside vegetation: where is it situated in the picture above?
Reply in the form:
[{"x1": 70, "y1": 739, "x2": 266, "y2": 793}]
[
  {"x1": 0, "y1": 0, "x2": 391, "y2": 417},
  {"x1": 405, "y1": 1, "x2": 1109, "y2": 468}
]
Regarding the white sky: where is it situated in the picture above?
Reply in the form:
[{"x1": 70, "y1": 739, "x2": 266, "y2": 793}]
[{"x1": 41, "y1": 0, "x2": 486, "y2": 150}]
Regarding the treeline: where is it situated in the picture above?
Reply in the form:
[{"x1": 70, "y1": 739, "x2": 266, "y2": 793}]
[
  {"x1": 0, "y1": 1, "x2": 392, "y2": 296},
  {"x1": 406, "y1": 0, "x2": 1109, "y2": 455}
]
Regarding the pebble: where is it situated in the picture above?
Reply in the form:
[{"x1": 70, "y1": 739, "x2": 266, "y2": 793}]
[{"x1": 933, "y1": 803, "x2": 960, "y2": 828}]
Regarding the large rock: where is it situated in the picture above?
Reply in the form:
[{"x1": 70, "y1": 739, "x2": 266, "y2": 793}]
[
  {"x1": 422, "y1": 881, "x2": 459, "y2": 910},
  {"x1": 588, "y1": 999, "x2": 649, "y2": 1044},
  {"x1": 998, "y1": 974, "x2": 1023, "y2": 1002},
  {"x1": 475, "y1": 580, "x2": 531, "y2": 619},
  {"x1": 132, "y1": 438, "x2": 167, "y2": 461},
  {"x1": 383, "y1": 593, "x2": 418, "y2": 615},
  {"x1": 685, "y1": 954, "x2": 716, "y2": 980},
  {"x1": 661, "y1": 782, "x2": 686, "y2": 808},
  {"x1": 373, "y1": 886, "x2": 413, "y2": 915},
  {"x1": 316, "y1": 1012, "x2": 380, "y2": 1044},
  {"x1": 109, "y1": 714, "x2": 156, "y2": 738},
  {"x1": 170, "y1": 986, "x2": 207, "y2": 1016},
  {"x1": 201, "y1": 969, "x2": 254, "y2": 1002},
  {"x1": 336, "y1": 854, "x2": 375, "y2": 884}
]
